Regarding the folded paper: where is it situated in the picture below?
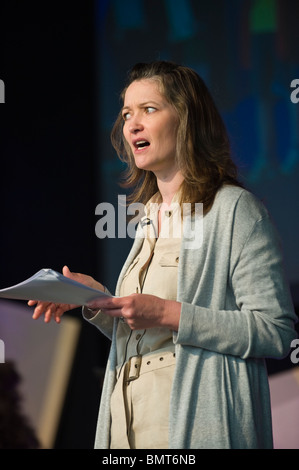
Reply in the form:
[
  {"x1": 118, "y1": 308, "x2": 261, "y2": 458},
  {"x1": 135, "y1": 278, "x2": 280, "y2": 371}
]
[{"x1": 0, "y1": 269, "x2": 111, "y2": 305}]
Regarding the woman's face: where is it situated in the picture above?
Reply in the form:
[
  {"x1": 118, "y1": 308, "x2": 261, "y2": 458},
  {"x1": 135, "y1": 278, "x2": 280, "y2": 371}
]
[{"x1": 122, "y1": 79, "x2": 179, "y2": 178}]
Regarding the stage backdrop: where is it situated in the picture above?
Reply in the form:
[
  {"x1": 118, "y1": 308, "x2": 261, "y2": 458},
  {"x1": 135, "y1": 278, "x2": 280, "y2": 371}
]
[{"x1": 95, "y1": 0, "x2": 299, "y2": 306}]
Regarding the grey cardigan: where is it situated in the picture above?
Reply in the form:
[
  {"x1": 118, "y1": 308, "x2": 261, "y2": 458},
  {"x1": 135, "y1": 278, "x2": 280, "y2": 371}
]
[{"x1": 85, "y1": 185, "x2": 297, "y2": 449}]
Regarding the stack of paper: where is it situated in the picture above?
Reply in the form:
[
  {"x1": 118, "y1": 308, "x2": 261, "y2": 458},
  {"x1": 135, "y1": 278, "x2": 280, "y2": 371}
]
[{"x1": 0, "y1": 269, "x2": 110, "y2": 305}]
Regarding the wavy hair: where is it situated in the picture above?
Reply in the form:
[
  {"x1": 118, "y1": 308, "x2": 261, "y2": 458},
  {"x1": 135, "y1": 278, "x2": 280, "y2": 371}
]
[{"x1": 111, "y1": 61, "x2": 242, "y2": 213}]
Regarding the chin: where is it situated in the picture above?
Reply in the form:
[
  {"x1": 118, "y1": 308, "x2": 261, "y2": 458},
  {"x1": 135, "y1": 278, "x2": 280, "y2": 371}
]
[{"x1": 134, "y1": 159, "x2": 153, "y2": 172}]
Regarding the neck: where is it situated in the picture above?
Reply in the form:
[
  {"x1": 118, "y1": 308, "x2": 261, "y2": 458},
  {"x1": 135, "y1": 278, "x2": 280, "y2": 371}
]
[{"x1": 155, "y1": 169, "x2": 184, "y2": 206}]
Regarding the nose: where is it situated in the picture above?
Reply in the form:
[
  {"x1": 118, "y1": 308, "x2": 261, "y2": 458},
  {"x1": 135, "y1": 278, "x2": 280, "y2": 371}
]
[{"x1": 128, "y1": 113, "x2": 144, "y2": 134}]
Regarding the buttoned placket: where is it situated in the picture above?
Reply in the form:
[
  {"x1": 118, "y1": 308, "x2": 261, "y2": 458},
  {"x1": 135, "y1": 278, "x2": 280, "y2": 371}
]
[
  {"x1": 125, "y1": 211, "x2": 158, "y2": 361},
  {"x1": 118, "y1": 199, "x2": 181, "y2": 367},
  {"x1": 110, "y1": 197, "x2": 181, "y2": 448}
]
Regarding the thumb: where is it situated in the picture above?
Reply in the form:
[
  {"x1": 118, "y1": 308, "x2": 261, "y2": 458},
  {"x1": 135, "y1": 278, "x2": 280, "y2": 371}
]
[{"x1": 62, "y1": 265, "x2": 76, "y2": 279}]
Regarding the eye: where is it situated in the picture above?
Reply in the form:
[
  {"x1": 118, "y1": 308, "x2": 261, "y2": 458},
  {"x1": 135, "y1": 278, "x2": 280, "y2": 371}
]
[
  {"x1": 145, "y1": 106, "x2": 156, "y2": 114},
  {"x1": 122, "y1": 111, "x2": 131, "y2": 121}
]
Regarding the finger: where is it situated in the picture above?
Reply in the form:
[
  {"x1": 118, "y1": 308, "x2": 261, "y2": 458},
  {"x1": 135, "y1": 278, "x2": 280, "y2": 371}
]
[
  {"x1": 54, "y1": 313, "x2": 62, "y2": 324},
  {"x1": 62, "y1": 265, "x2": 72, "y2": 277},
  {"x1": 102, "y1": 308, "x2": 124, "y2": 318},
  {"x1": 63, "y1": 265, "x2": 84, "y2": 283},
  {"x1": 31, "y1": 302, "x2": 50, "y2": 319},
  {"x1": 53, "y1": 305, "x2": 66, "y2": 323},
  {"x1": 28, "y1": 300, "x2": 38, "y2": 306},
  {"x1": 32, "y1": 302, "x2": 55, "y2": 321},
  {"x1": 87, "y1": 296, "x2": 123, "y2": 310},
  {"x1": 44, "y1": 303, "x2": 59, "y2": 323}
]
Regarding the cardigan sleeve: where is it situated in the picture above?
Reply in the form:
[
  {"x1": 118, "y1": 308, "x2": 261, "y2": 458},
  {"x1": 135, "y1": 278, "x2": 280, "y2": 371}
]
[
  {"x1": 175, "y1": 213, "x2": 297, "y2": 359},
  {"x1": 82, "y1": 286, "x2": 114, "y2": 340}
]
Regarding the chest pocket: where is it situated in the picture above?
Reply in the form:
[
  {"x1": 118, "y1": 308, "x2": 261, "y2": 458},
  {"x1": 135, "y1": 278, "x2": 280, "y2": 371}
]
[
  {"x1": 158, "y1": 252, "x2": 179, "y2": 267},
  {"x1": 140, "y1": 251, "x2": 179, "y2": 300}
]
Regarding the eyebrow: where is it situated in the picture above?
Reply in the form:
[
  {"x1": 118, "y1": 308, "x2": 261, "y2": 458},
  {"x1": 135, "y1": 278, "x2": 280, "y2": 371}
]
[{"x1": 122, "y1": 100, "x2": 161, "y2": 112}]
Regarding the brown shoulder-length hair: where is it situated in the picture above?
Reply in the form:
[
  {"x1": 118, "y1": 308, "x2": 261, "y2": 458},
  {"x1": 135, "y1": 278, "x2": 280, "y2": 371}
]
[{"x1": 111, "y1": 61, "x2": 242, "y2": 213}]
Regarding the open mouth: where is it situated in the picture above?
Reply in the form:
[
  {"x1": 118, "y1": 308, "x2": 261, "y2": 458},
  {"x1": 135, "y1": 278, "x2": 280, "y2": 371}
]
[{"x1": 134, "y1": 140, "x2": 150, "y2": 150}]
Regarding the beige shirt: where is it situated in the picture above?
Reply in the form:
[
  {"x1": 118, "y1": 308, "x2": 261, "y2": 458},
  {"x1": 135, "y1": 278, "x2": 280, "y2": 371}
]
[{"x1": 116, "y1": 193, "x2": 182, "y2": 366}]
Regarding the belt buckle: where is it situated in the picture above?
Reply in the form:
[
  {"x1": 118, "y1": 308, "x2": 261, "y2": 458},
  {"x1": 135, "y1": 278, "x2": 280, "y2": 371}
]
[{"x1": 126, "y1": 355, "x2": 142, "y2": 383}]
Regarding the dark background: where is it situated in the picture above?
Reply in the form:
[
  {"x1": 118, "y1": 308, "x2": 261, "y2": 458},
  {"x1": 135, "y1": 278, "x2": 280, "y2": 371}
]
[
  {"x1": 0, "y1": 1, "x2": 106, "y2": 449},
  {"x1": 0, "y1": 0, "x2": 298, "y2": 449}
]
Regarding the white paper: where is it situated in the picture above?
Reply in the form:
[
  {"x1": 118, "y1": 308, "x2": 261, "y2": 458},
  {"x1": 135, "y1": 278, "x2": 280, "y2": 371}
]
[{"x1": 0, "y1": 268, "x2": 111, "y2": 305}]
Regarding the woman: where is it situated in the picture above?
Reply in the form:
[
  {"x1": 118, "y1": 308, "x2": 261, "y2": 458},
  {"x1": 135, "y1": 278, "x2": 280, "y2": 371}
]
[{"x1": 30, "y1": 61, "x2": 297, "y2": 449}]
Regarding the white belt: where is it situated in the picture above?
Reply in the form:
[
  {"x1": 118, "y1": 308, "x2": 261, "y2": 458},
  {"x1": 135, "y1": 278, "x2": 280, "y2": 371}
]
[{"x1": 125, "y1": 350, "x2": 176, "y2": 383}]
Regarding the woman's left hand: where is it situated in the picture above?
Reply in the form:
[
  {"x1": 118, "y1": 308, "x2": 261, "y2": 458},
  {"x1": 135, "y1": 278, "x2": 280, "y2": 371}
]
[{"x1": 87, "y1": 293, "x2": 181, "y2": 331}]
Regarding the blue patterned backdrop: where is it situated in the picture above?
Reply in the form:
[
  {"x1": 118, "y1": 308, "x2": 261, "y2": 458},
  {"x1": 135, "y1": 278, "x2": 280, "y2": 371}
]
[{"x1": 95, "y1": 0, "x2": 299, "y2": 296}]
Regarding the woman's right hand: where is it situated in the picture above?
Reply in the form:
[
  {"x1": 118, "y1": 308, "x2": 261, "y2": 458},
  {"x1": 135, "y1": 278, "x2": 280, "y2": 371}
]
[{"x1": 28, "y1": 265, "x2": 105, "y2": 323}]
